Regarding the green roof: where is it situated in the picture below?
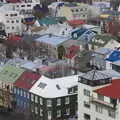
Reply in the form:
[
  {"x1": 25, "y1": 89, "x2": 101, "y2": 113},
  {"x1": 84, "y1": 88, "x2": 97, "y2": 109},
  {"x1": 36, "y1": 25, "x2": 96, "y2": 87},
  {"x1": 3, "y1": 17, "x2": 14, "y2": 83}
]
[
  {"x1": 0, "y1": 65, "x2": 24, "y2": 83},
  {"x1": 38, "y1": 17, "x2": 57, "y2": 25}
]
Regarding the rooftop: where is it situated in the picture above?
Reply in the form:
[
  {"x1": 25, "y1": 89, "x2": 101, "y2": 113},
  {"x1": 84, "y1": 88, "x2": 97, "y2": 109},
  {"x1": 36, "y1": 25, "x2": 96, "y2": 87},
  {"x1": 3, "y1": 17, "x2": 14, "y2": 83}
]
[
  {"x1": 67, "y1": 20, "x2": 85, "y2": 27},
  {"x1": 0, "y1": 65, "x2": 24, "y2": 83},
  {"x1": 95, "y1": 79, "x2": 120, "y2": 99},
  {"x1": 14, "y1": 71, "x2": 41, "y2": 90},
  {"x1": 29, "y1": 74, "x2": 82, "y2": 98},
  {"x1": 106, "y1": 50, "x2": 120, "y2": 62},
  {"x1": 81, "y1": 70, "x2": 110, "y2": 81},
  {"x1": 35, "y1": 34, "x2": 70, "y2": 46}
]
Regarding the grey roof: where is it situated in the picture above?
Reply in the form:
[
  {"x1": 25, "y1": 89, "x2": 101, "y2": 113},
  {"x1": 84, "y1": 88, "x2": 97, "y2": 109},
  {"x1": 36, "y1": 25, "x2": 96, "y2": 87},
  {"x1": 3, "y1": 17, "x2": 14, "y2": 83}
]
[
  {"x1": 112, "y1": 60, "x2": 120, "y2": 66},
  {"x1": 22, "y1": 34, "x2": 41, "y2": 41},
  {"x1": 81, "y1": 70, "x2": 110, "y2": 81}
]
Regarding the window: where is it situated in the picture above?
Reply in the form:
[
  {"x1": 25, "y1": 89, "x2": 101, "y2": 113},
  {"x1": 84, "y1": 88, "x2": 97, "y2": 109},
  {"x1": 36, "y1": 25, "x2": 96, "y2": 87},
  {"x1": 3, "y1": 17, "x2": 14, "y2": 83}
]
[
  {"x1": 35, "y1": 106, "x2": 38, "y2": 114},
  {"x1": 31, "y1": 94, "x2": 34, "y2": 102},
  {"x1": 66, "y1": 108, "x2": 70, "y2": 115},
  {"x1": 47, "y1": 99, "x2": 52, "y2": 107},
  {"x1": 84, "y1": 101, "x2": 90, "y2": 108},
  {"x1": 38, "y1": 82, "x2": 47, "y2": 89},
  {"x1": 6, "y1": 14, "x2": 8, "y2": 16},
  {"x1": 57, "y1": 98, "x2": 61, "y2": 106},
  {"x1": 31, "y1": 103, "x2": 34, "y2": 112},
  {"x1": 12, "y1": 26, "x2": 14, "y2": 30},
  {"x1": 98, "y1": 94, "x2": 104, "y2": 101},
  {"x1": 24, "y1": 91, "x2": 26, "y2": 98},
  {"x1": 11, "y1": 21, "x2": 14, "y2": 23},
  {"x1": 84, "y1": 113, "x2": 90, "y2": 120},
  {"x1": 57, "y1": 110, "x2": 61, "y2": 117},
  {"x1": 35, "y1": 96, "x2": 38, "y2": 103},
  {"x1": 40, "y1": 98, "x2": 43, "y2": 105},
  {"x1": 48, "y1": 111, "x2": 52, "y2": 119},
  {"x1": 84, "y1": 89, "x2": 90, "y2": 96},
  {"x1": 27, "y1": 4, "x2": 31, "y2": 7},
  {"x1": 65, "y1": 97, "x2": 69, "y2": 104},
  {"x1": 21, "y1": 5, "x2": 25, "y2": 7},
  {"x1": 17, "y1": 88, "x2": 20, "y2": 95},
  {"x1": 20, "y1": 89, "x2": 23, "y2": 96},
  {"x1": 27, "y1": 92, "x2": 29, "y2": 99},
  {"x1": 16, "y1": 20, "x2": 19, "y2": 23},
  {"x1": 96, "y1": 118, "x2": 102, "y2": 120},
  {"x1": 108, "y1": 110, "x2": 115, "y2": 118},
  {"x1": 14, "y1": 88, "x2": 16, "y2": 93},
  {"x1": 96, "y1": 104, "x2": 103, "y2": 113},
  {"x1": 40, "y1": 108, "x2": 43, "y2": 116}
]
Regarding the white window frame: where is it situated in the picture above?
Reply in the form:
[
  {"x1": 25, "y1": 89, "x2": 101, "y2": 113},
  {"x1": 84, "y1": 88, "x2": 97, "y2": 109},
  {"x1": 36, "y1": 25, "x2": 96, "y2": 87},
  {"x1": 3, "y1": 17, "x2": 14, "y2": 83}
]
[
  {"x1": 24, "y1": 91, "x2": 26, "y2": 98},
  {"x1": 48, "y1": 111, "x2": 52, "y2": 120},
  {"x1": 57, "y1": 98, "x2": 61, "y2": 106},
  {"x1": 40, "y1": 98, "x2": 43, "y2": 105},
  {"x1": 65, "y1": 97, "x2": 69, "y2": 104},
  {"x1": 66, "y1": 108, "x2": 70, "y2": 115},
  {"x1": 35, "y1": 95, "x2": 38, "y2": 103},
  {"x1": 96, "y1": 104, "x2": 103, "y2": 113},
  {"x1": 31, "y1": 94, "x2": 34, "y2": 102},
  {"x1": 57, "y1": 110, "x2": 61, "y2": 118},
  {"x1": 35, "y1": 106, "x2": 38, "y2": 114},
  {"x1": 40, "y1": 108, "x2": 43, "y2": 116},
  {"x1": 47, "y1": 99, "x2": 52, "y2": 107}
]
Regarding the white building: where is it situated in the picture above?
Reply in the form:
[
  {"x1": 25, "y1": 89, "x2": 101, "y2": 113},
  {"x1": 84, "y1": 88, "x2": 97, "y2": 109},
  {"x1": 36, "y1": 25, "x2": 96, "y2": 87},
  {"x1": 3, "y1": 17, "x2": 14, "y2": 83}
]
[
  {"x1": 78, "y1": 70, "x2": 114, "y2": 120},
  {"x1": 56, "y1": 3, "x2": 88, "y2": 20},
  {"x1": 0, "y1": 2, "x2": 39, "y2": 35}
]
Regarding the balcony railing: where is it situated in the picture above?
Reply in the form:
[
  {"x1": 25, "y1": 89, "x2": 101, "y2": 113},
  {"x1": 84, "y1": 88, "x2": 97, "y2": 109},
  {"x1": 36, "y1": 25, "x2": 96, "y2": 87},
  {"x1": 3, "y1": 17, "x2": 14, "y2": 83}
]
[{"x1": 90, "y1": 96, "x2": 116, "y2": 108}]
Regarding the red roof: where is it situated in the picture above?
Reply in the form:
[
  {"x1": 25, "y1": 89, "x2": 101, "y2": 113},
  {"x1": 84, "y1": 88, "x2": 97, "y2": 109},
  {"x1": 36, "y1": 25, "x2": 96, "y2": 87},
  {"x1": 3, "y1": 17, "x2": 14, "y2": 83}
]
[
  {"x1": 95, "y1": 79, "x2": 120, "y2": 99},
  {"x1": 65, "y1": 45, "x2": 79, "y2": 59},
  {"x1": 8, "y1": 35, "x2": 21, "y2": 41},
  {"x1": 14, "y1": 71, "x2": 41, "y2": 90},
  {"x1": 67, "y1": 20, "x2": 85, "y2": 27}
]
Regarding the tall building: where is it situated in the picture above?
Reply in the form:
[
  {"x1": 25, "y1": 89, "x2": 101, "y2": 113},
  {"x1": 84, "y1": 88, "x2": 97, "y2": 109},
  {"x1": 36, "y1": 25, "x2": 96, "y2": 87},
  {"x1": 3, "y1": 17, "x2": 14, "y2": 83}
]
[
  {"x1": 78, "y1": 70, "x2": 112, "y2": 120},
  {"x1": 29, "y1": 75, "x2": 78, "y2": 120}
]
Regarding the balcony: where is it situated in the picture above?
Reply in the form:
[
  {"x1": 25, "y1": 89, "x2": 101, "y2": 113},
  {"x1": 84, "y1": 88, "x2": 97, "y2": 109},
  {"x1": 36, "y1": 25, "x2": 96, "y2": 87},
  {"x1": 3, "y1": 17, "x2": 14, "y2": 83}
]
[{"x1": 90, "y1": 96, "x2": 116, "y2": 108}]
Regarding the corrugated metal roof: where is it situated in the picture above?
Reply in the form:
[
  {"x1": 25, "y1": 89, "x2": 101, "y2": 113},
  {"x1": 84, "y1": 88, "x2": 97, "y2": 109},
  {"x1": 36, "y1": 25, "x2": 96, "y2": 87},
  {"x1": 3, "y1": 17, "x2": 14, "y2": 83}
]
[
  {"x1": 0, "y1": 65, "x2": 24, "y2": 83},
  {"x1": 95, "y1": 79, "x2": 120, "y2": 99},
  {"x1": 14, "y1": 71, "x2": 41, "y2": 90}
]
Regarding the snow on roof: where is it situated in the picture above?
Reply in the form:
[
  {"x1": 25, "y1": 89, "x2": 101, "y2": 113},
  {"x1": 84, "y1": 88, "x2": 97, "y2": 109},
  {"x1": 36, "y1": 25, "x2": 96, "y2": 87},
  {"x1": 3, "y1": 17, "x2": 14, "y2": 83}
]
[
  {"x1": 48, "y1": 2, "x2": 66, "y2": 9},
  {"x1": 30, "y1": 74, "x2": 83, "y2": 98},
  {"x1": 100, "y1": 69, "x2": 120, "y2": 78},
  {"x1": 35, "y1": 34, "x2": 70, "y2": 46},
  {"x1": 104, "y1": 40, "x2": 120, "y2": 49},
  {"x1": 82, "y1": 24, "x2": 99, "y2": 29},
  {"x1": 112, "y1": 60, "x2": 120, "y2": 67},
  {"x1": 7, "y1": 58, "x2": 28, "y2": 66},
  {"x1": 94, "y1": 48, "x2": 112, "y2": 55},
  {"x1": 21, "y1": 61, "x2": 46, "y2": 71},
  {"x1": 36, "y1": 23, "x2": 72, "y2": 37}
]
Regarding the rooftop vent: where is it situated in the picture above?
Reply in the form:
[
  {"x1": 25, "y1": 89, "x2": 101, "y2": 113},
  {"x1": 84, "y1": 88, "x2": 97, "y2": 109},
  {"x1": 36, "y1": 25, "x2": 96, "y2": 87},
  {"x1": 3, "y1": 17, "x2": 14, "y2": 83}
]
[{"x1": 56, "y1": 84, "x2": 61, "y2": 90}]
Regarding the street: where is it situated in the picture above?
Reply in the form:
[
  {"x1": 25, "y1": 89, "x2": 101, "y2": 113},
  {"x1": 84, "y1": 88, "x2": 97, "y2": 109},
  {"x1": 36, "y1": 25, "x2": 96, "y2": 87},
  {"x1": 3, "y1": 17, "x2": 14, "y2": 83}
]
[{"x1": 0, "y1": 112, "x2": 27, "y2": 120}]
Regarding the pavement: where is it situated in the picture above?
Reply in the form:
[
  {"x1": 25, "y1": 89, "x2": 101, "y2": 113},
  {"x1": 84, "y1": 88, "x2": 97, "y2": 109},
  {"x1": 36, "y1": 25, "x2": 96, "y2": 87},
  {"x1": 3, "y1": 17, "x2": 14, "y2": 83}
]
[{"x1": 0, "y1": 112, "x2": 27, "y2": 120}]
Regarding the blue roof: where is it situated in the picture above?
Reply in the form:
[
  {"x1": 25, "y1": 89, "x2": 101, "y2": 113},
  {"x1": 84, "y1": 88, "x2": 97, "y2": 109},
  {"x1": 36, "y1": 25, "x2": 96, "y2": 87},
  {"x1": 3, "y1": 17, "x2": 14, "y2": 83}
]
[
  {"x1": 106, "y1": 51, "x2": 120, "y2": 62},
  {"x1": 35, "y1": 35, "x2": 70, "y2": 46}
]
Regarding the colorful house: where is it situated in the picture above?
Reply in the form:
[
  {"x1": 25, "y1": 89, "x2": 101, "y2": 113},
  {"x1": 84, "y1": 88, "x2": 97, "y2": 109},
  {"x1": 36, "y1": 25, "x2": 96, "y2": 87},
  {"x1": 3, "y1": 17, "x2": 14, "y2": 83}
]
[
  {"x1": 0, "y1": 65, "x2": 24, "y2": 111},
  {"x1": 0, "y1": 65, "x2": 24, "y2": 92},
  {"x1": 13, "y1": 71, "x2": 41, "y2": 113}
]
